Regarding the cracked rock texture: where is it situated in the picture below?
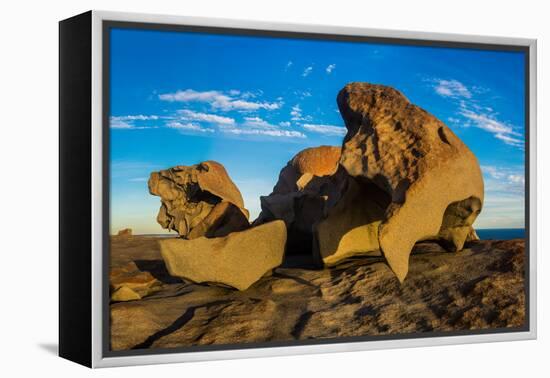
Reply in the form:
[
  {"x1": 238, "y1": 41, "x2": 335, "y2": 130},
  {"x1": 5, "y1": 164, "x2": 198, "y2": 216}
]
[{"x1": 110, "y1": 236, "x2": 525, "y2": 351}]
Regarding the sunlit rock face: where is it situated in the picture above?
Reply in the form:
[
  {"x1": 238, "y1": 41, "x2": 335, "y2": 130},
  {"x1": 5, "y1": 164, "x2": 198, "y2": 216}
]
[
  {"x1": 337, "y1": 82, "x2": 484, "y2": 282},
  {"x1": 159, "y1": 220, "x2": 287, "y2": 291}
]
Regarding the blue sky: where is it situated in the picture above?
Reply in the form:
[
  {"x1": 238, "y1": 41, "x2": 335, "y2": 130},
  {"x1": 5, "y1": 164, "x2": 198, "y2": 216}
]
[{"x1": 109, "y1": 27, "x2": 526, "y2": 234}]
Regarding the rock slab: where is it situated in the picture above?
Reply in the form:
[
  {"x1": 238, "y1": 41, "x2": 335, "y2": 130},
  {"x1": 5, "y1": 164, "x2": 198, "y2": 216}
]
[{"x1": 159, "y1": 221, "x2": 287, "y2": 291}]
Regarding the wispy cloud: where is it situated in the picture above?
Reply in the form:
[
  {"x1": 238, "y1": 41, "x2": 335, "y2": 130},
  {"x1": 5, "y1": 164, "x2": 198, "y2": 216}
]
[
  {"x1": 433, "y1": 79, "x2": 472, "y2": 99},
  {"x1": 459, "y1": 105, "x2": 523, "y2": 148},
  {"x1": 112, "y1": 115, "x2": 159, "y2": 121},
  {"x1": 430, "y1": 78, "x2": 524, "y2": 149},
  {"x1": 475, "y1": 165, "x2": 525, "y2": 228},
  {"x1": 302, "y1": 66, "x2": 313, "y2": 77},
  {"x1": 325, "y1": 64, "x2": 336, "y2": 74},
  {"x1": 225, "y1": 116, "x2": 305, "y2": 138},
  {"x1": 285, "y1": 61, "x2": 293, "y2": 71},
  {"x1": 128, "y1": 177, "x2": 148, "y2": 182},
  {"x1": 110, "y1": 115, "x2": 159, "y2": 130},
  {"x1": 294, "y1": 90, "x2": 312, "y2": 99},
  {"x1": 167, "y1": 121, "x2": 214, "y2": 133},
  {"x1": 177, "y1": 109, "x2": 235, "y2": 125},
  {"x1": 221, "y1": 128, "x2": 306, "y2": 138},
  {"x1": 242, "y1": 116, "x2": 274, "y2": 129},
  {"x1": 290, "y1": 104, "x2": 312, "y2": 122},
  {"x1": 303, "y1": 123, "x2": 347, "y2": 136},
  {"x1": 159, "y1": 89, "x2": 282, "y2": 111},
  {"x1": 481, "y1": 165, "x2": 525, "y2": 194}
]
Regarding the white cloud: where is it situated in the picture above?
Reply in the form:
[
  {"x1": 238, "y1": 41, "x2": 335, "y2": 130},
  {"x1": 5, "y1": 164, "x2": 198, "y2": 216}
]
[
  {"x1": 302, "y1": 66, "x2": 313, "y2": 77},
  {"x1": 433, "y1": 79, "x2": 472, "y2": 99},
  {"x1": 303, "y1": 124, "x2": 347, "y2": 136},
  {"x1": 279, "y1": 121, "x2": 291, "y2": 127},
  {"x1": 128, "y1": 177, "x2": 148, "y2": 182},
  {"x1": 177, "y1": 109, "x2": 235, "y2": 125},
  {"x1": 326, "y1": 64, "x2": 336, "y2": 74},
  {"x1": 459, "y1": 107, "x2": 524, "y2": 148},
  {"x1": 110, "y1": 118, "x2": 133, "y2": 129},
  {"x1": 222, "y1": 128, "x2": 305, "y2": 138},
  {"x1": 476, "y1": 165, "x2": 525, "y2": 228},
  {"x1": 286, "y1": 61, "x2": 293, "y2": 70},
  {"x1": 290, "y1": 104, "x2": 313, "y2": 122},
  {"x1": 159, "y1": 89, "x2": 281, "y2": 111},
  {"x1": 111, "y1": 115, "x2": 159, "y2": 121},
  {"x1": 109, "y1": 116, "x2": 157, "y2": 130},
  {"x1": 243, "y1": 116, "x2": 273, "y2": 129},
  {"x1": 481, "y1": 165, "x2": 525, "y2": 194},
  {"x1": 166, "y1": 121, "x2": 214, "y2": 133},
  {"x1": 236, "y1": 116, "x2": 305, "y2": 138},
  {"x1": 430, "y1": 79, "x2": 524, "y2": 149}
]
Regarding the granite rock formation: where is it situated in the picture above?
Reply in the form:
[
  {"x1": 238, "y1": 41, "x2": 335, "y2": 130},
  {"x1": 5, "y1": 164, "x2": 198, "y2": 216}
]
[
  {"x1": 254, "y1": 146, "x2": 347, "y2": 255},
  {"x1": 148, "y1": 161, "x2": 250, "y2": 239},
  {"x1": 337, "y1": 83, "x2": 484, "y2": 282},
  {"x1": 159, "y1": 221, "x2": 287, "y2": 291}
]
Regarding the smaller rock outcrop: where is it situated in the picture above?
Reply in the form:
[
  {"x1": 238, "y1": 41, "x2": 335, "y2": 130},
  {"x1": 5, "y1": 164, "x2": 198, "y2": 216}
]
[
  {"x1": 160, "y1": 220, "x2": 287, "y2": 290},
  {"x1": 254, "y1": 146, "x2": 346, "y2": 255},
  {"x1": 148, "y1": 161, "x2": 250, "y2": 239},
  {"x1": 110, "y1": 262, "x2": 161, "y2": 302}
]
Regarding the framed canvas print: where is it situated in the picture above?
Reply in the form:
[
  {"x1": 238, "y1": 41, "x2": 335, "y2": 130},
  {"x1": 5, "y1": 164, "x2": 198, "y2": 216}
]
[{"x1": 59, "y1": 10, "x2": 537, "y2": 368}]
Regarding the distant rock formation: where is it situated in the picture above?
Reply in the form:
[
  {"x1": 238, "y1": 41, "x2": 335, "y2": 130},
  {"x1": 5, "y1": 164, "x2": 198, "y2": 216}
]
[
  {"x1": 148, "y1": 161, "x2": 250, "y2": 239},
  {"x1": 159, "y1": 221, "x2": 287, "y2": 290},
  {"x1": 254, "y1": 146, "x2": 347, "y2": 255},
  {"x1": 337, "y1": 83, "x2": 484, "y2": 282},
  {"x1": 116, "y1": 228, "x2": 133, "y2": 237}
]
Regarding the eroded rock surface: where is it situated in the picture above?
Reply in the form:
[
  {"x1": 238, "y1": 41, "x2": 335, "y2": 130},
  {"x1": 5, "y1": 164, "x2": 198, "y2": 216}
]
[
  {"x1": 160, "y1": 221, "x2": 287, "y2": 291},
  {"x1": 338, "y1": 83, "x2": 484, "y2": 281},
  {"x1": 315, "y1": 178, "x2": 389, "y2": 266},
  {"x1": 110, "y1": 236, "x2": 525, "y2": 351},
  {"x1": 254, "y1": 146, "x2": 347, "y2": 255},
  {"x1": 148, "y1": 161, "x2": 250, "y2": 239}
]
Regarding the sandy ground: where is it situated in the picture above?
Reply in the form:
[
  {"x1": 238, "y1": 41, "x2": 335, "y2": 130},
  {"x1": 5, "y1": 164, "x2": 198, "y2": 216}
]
[{"x1": 110, "y1": 236, "x2": 525, "y2": 351}]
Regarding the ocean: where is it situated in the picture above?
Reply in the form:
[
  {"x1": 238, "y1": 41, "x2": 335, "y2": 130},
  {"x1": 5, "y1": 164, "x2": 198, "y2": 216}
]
[{"x1": 476, "y1": 228, "x2": 525, "y2": 240}]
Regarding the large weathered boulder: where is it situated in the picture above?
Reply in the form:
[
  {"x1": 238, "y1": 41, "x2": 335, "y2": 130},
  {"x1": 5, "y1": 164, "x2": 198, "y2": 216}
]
[
  {"x1": 337, "y1": 82, "x2": 484, "y2": 282},
  {"x1": 148, "y1": 161, "x2": 250, "y2": 239},
  {"x1": 254, "y1": 146, "x2": 346, "y2": 255},
  {"x1": 159, "y1": 220, "x2": 287, "y2": 291}
]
